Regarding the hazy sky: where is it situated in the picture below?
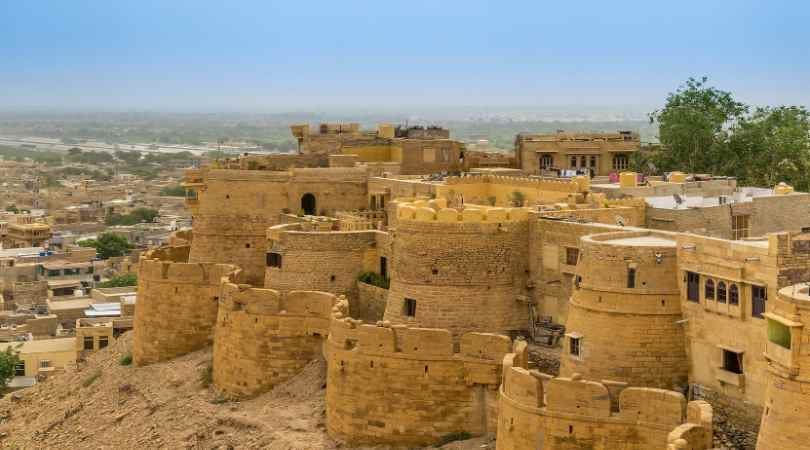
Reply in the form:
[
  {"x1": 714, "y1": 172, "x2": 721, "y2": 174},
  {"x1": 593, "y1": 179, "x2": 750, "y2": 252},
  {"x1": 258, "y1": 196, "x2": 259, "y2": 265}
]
[{"x1": 1, "y1": 0, "x2": 808, "y2": 112}]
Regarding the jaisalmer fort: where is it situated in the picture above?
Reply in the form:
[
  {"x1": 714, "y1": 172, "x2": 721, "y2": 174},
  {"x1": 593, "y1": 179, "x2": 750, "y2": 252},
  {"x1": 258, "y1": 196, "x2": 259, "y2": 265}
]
[{"x1": 120, "y1": 122, "x2": 810, "y2": 449}]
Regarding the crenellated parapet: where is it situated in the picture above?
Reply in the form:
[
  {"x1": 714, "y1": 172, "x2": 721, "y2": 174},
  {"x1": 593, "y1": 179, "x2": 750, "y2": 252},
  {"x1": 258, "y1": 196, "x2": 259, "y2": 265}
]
[
  {"x1": 133, "y1": 245, "x2": 240, "y2": 366},
  {"x1": 497, "y1": 342, "x2": 713, "y2": 450},
  {"x1": 383, "y1": 199, "x2": 531, "y2": 337},
  {"x1": 326, "y1": 298, "x2": 511, "y2": 446},
  {"x1": 444, "y1": 174, "x2": 584, "y2": 193},
  {"x1": 212, "y1": 274, "x2": 337, "y2": 397}
]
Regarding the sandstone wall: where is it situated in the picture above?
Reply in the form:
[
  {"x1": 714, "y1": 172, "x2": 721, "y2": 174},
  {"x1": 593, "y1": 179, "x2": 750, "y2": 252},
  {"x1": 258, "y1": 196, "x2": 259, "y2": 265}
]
[
  {"x1": 530, "y1": 216, "x2": 645, "y2": 324},
  {"x1": 497, "y1": 343, "x2": 713, "y2": 450},
  {"x1": 353, "y1": 281, "x2": 388, "y2": 323},
  {"x1": 559, "y1": 231, "x2": 688, "y2": 390},
  {"x1": 188, "y1": 167, "x2": 369, "y2": 285},
  {"x1": 133, "y1": 245, "x2": 239, "y2": 365},
  {"x1": 382, "y1": 202, "x2": 530, "y2": 337},
  {"x1": 212, "y1": 280, "x2": 336, "y2": 398},
  {"x1": 326, "y1": 298, "x2": 511, "y2": 447},
  {"x1": 265, "y1": 224, "x2": 381, "y2": 296}
]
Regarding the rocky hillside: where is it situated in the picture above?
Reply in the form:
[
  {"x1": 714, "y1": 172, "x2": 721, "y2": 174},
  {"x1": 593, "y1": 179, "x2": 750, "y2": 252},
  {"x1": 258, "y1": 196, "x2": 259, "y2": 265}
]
[{"x1": 0, "y1": 333, "x2": 493, "y2": 450}]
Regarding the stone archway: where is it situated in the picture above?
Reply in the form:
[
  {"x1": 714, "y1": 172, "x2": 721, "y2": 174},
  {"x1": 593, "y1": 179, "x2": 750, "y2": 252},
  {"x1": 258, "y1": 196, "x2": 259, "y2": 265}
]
[{"x1": 301, "y1": 193, "x2": 316, "y2": 215}]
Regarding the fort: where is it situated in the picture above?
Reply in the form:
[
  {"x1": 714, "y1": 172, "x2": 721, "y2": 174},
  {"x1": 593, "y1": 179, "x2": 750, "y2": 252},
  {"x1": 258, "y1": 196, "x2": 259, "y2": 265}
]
[{"x1": 127, "y1": 126, "x2": 810, "y2": 449}]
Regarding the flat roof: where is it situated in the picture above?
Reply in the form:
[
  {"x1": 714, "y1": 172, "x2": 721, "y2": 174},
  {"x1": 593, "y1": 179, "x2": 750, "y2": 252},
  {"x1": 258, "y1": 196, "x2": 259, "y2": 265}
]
[
  {"x1": 48, "y1": 298, "x2": 92, "y2": 310},
  {"x1": 0, "y1": 337, "x2": 76, "y2": 354},
  {"x1": 607, "y1": 236, "x2": 677, "y2": 247}
]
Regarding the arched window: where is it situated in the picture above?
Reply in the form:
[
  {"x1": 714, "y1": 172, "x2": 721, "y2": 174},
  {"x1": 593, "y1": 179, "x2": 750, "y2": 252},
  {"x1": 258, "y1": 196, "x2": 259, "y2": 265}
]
[
  {"x1": 705, "y1": 279, "x2": 715, "y2": 300},
  {"x1": 717, "y1": 281, "x2": 727, "y2": 303},
  {"x1": 729, "y1": 284, "x2": 739, "y2": 305},
  {"x1": 301, "y1": 193, "x2": 316, "y2": 216}
]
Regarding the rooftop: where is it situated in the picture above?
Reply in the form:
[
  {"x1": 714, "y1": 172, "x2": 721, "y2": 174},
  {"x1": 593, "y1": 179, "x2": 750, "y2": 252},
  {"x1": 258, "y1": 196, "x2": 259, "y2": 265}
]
[{"x1": 0, "y1": 337, "x2": 76, "y2": 354}]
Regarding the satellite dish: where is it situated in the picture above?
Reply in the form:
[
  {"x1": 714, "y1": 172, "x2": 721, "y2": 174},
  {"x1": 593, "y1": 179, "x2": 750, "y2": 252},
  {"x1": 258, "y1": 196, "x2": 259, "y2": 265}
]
[
  {"x1": 673, "y1": 193, "x2": 684, "y2": 206},
  {"x1": 616, "y1": 216, "x2": 626, "y2": 227}
]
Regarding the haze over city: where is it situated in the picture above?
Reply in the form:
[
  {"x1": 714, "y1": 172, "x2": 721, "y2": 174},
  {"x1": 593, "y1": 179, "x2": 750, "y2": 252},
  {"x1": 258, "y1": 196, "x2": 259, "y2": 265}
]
[{"x1": 1, "y1": 0, "x2": 808, "y2": 113}]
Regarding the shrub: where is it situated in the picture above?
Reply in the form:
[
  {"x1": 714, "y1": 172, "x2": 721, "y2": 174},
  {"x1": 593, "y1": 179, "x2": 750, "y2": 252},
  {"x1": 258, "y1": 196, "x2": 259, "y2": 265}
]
[
  {"x1": 510, "y1": 190, "x2": 526, "y2": 207},
  {"x1": 199, "y1": 363, "x2": 213, "y2": 388},
  {"x1": 119, "y1": 355, "x2": 133, "y2": 366},
  {"x1": 82, "y1": 369, "x2": 102, "y2": 388},
  {"x1": 358, "y1": 271, "x2": 390, "y2": 289},
  {"x1": 434, "y1": 432, "x2": 472, "y2": 447}
]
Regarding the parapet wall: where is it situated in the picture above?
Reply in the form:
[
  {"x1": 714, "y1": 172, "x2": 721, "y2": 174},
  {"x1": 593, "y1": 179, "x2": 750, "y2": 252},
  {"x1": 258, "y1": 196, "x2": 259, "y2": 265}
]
[
  {"x1": 212, "y1": 277, "x2": 337, "y2": 397},
  {"x1": 265, "y1": 223, "x2": 382, "y2": 296},
  {"x1": 560, "y1": 230, "x2": 688, "y2": 390},
  {"x1": 326, "y1": 298, "x2": 511, "y2": 446},
  {"x1": 133, "y1": 245, "x2": 239, "y2": 366},
  {"x1": 444, "y1": 174, "x2": 583, "y2": 193},
  {"x1": 497, "y1": 342, "x2": 713, "y2": 450},
  {"x1": 384, "y1": 200, "x2": 531, "y2": 336}
]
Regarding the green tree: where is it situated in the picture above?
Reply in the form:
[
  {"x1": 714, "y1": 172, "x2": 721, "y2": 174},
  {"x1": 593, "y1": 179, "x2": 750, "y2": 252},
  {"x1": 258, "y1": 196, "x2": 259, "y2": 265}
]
[
  {"x1": 0, "y1": 345, "x2": 21, "y2": 390},
  {"x1": 97, "y1": 273, "x2": 137, "y2": 288},
  {"x1": 78, "y1": 233, "x2": 133, "y2": 259},
  {"x1": 159, "y1": 185, "x2": 186, "y2": 196},
  {"x1": 724, "y1": 106, "x2": 810, "y2": 190},
  {"x1": 649, "y1": 77, "x2": 747, "y2": 173},
  {"x1": 105, "y1": 208, "x2": 159, "y2": 226}
]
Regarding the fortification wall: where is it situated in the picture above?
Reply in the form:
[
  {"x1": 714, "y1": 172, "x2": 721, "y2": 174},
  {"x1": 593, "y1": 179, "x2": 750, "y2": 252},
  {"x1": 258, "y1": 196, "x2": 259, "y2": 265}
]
[
  {"x1": 265, "y1": 224, "x2": 381, "y2": 296},
  {"x1": 383, "y1": 201, "x2": 531, "y2": 336},
  {"x1": 354, "y1": 281, "x2": 388, "y2": 323},
  {"x1": 436, "y1": 175, "x2": 582, "y2": 207},
  {"x1": 188, "y1": 168, "x2": 369, "y2": 285},
  {"x1": 133, "y1": 245, "x2": 239, "y2": 365},
  {"x1": 751, "y1": 193, "x2": 810, "y2": 237},
  {"x1": 497, "y1": 342, "x2": 713, "y2": 450},
  {"x1": 188, "y1": 169, "x2": 292, "y2": 285},
  {"x1": 529, "y1": 218, "x2": 633, "y2": 323},
  {"x1": 212, "y1": 279, "x2": 337, "y2": 397},
  {"x1": 646, "y1": 204, "x2": 734, "y2": 239},
  {"x1": 755, "y1": 285, "x2": 810, "y2": 450},
  {"x1": 560, "y1": 231, "x2": 689, "y2": 390},
  {"x1": 326, "y1": 298, "x2": 511, "y2": 447}
]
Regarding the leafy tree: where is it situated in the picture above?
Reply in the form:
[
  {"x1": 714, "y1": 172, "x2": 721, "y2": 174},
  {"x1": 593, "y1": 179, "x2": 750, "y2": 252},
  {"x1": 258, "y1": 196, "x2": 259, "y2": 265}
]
[
  {"x1": 649, "y1": 77, "x2": 747, "y2": 173},
  {"x1": 724, "y1": 106, "x2": 810, "y2": 191},
  {"x1": 0, "y1": 345, "x2": 21, "y2": 390},
  {"x1": 159, "y1": 185, "x2": 186, "y2": 196},
  {"x1": 78, "y1": 233, "x2": 133, "y2": 259},
  {"x1": 105, "y1": 208, "x2": 159, "y2": 226},
  {"x1": 4, "y1": 205, "x2": 19, "y2": 213},
  {"x1": 97, "y1": 273, "x2": 137, "y2": 288}
]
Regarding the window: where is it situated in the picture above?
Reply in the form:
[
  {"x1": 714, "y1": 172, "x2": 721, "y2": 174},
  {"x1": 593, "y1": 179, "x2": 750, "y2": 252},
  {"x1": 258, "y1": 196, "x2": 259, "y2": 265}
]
[
  {"x1": 752, "y1": 286, "x2": 767, "y2": 318},
  {"x1": 717, "y1": 281, "x2": 727, "y2": 303},
  {"x1": 589, "y1": 156, "x2": 597, "y2": 168},
  {"x1": 565, "y1": 247, "x2": 579, "y2": 266},
  {"x1": 729, "y1": 284, "x2": 739, "y2": 305},
  {"x1": 686, "y1": 272, "x2": 700, "y2": 302},
  {"x1": 570, "y1": 156, "x2": 577, "y2": 168},
  {"x1": 83, "y1": 336, "x2": 94, "y2": 350},
  {"x1": 87, "y1": 266, "x2": 94, "y2": 274},
  {"x1": 767, "y1": 319, "x2": 791, "y2": 349},
  {"x1": 570, "y1": 337, "x2": 581, "y2": 357},
  {"x1": 266, "y1": 252, "x2": 282, "y2": 268},
  {"x1": 39, "y1": 360, "x2": 51, "y2": 369},
  {"x1": 48, "y1": 270, "x2": 60, "y2": 277},
  {"x1": 99, "y1": 336, "x2": 109, "y2": 349},
  {"x1": 613, "y1": 154, "x2": 629, "y2": 170},
  {"x1": 403, "y1": 298, "x2": 417, "y2": 317},
  {"x1": 422, "y1": 147, "x2": 436, "y2": 163},
  {"x1": 14, "y1": 362, "x2": 25, "y2": 377},
  {"x1": 732, "y1": 215, "x2": 751, "y2": 240},
  {"x1": 705, "y1": 279, "x2": 715, "y2": 301},
  {"x1": 540, "y1": 154, "x2": 554, "y2": 169},
  {"x1": 627, "y1": 268, "x2": 636, "y2": 288},
  {"x1": 580, "y1": 156, "x2": 587, "y2": 167},
  {"x1": 722, "y1": 349, "x2": 743, "y2": 374},
  {"x1": 380, "y1": 256, "x2": 388, "y2": 279}
]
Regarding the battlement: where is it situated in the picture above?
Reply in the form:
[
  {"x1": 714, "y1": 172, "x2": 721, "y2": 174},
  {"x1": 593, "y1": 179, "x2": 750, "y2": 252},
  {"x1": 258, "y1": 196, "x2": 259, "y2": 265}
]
[
  {"x1": 497, "y1": 343, "x2": 713, "y2": 450},
  {"x1": 133, "y1": 244, "x2": 240, "y2": 366},
  {"x1": 326, "y1": 297, "x2": 511, "y2": 446},
  {"x1": 394, "y1": 198, "x2": 531, "y2": 224},
  {"x1": 445, "y1": 174, "x2": 584, "y2": 193},
  {"x1": 213, "y1": 279, "x2": 338, "y2": 397},
  {"x1": 329, "y1": 298, "x2": 510, "y2": 365}
]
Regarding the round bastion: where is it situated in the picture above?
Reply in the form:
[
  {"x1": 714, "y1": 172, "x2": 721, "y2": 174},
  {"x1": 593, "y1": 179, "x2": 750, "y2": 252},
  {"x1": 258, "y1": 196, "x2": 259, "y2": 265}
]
[
  {"x1": 559, "y1": 230, "x2": 688, "y2": 390},
  {"x1": 382, "y1": 199, "x2": 532, "y2": 337}
]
